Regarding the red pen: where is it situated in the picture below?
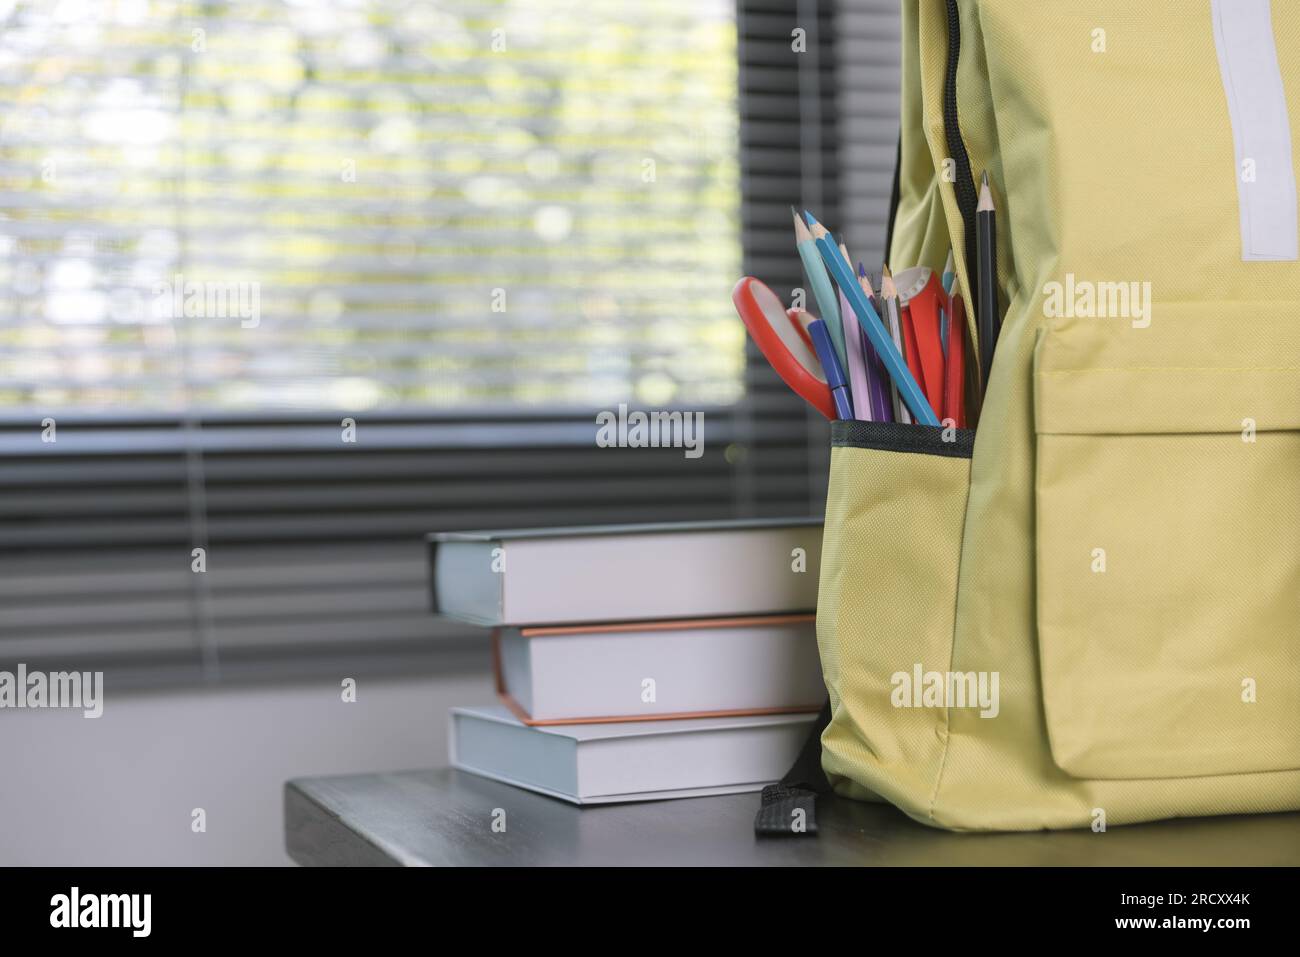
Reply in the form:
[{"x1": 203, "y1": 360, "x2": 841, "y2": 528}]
[
  {"x1": 895, "y1": 267, "x2": 947, "y2": 417},
  {"x1": 944, "y1": 294, "x2": 968, "y2": 429},
  {"x1": 902, "y1": 304, "x2": 925, "y2": 401}
]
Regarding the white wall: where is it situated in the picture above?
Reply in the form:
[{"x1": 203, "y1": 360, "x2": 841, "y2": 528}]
[{"x1": 0, "y1": 671, "x2": 494, "y2": 866}]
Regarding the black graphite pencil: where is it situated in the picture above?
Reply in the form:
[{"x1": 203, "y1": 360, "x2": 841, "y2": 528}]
[{"x1": 976, "y1": 171, "x2": 1000, "y2": 396}]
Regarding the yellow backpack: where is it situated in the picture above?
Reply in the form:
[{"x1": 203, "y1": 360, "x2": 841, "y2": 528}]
[{"x1": 769, "y1": 0, "x2": 1300, "y2": 833}]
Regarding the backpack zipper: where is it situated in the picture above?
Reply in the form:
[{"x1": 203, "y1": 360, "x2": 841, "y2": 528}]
[{"x1": 943, "y1": 0, "x2": 980, "y2": 336}]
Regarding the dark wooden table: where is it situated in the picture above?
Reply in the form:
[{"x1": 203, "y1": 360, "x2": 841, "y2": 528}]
[{"x1": 284, "y1": 768, "x2": 1300, "y2": 866}]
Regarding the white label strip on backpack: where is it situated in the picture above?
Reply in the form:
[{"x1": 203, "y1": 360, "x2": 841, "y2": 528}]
[{"x1": 1210, "y1": 0, "x2": 1298, "y2": 261}]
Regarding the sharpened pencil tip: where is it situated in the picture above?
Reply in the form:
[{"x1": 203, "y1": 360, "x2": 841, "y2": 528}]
[
  {"x1": 981, "y1": 170, "x2": 989, "y2": 188},
  {"x1": 881, "y1": 265, "x2": 897, "y2": 299},
  {"x1": 791, "y1": 207, "x2": 812, "y2": 243},
  {"x1": 856, "y1": 262, "x2": 876, "y2": 299},
  {"x1": 802, "y1": 210, "x2": 817, "y2": 226}
]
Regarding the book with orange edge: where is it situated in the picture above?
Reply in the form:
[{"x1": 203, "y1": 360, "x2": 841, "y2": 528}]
[{"x1": 491, "y1": 613, "x2": 824, "y2": 726}]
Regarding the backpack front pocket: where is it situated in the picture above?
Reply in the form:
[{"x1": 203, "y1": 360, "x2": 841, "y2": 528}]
[
  {"x1": 1033, "y1": 305, "x2": 1300, "y2": 780},
  {"x1": 817, "y1": 420, "x2": 974, "y2": 816}
]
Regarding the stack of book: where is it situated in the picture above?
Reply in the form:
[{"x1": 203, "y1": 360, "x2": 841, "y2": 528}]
[{"x1": 427, "y1": 519, "x2": 825, "y2": 804}]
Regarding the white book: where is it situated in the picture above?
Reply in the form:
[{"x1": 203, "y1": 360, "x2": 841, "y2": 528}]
[
  {"x1": 428, "y1": 518, "x2": 822, "y2": 626},
  {"x1": 449, "y1": 705, "x2": 817, "y2": 804},
  {"x1": 495, "y1": 615, "x2": 824, "y2": 723}
]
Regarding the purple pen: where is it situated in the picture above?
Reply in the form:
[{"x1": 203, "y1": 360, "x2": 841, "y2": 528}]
[{"x1": 857, "y1": 262, "x2": 894, "y2": 423}]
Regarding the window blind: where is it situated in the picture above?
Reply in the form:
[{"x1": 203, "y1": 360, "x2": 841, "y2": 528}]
[
  {"x1": 0, "y1": 0, "x2": 744, "y2": 408},
  {"x1": 0, "y1": 0, "x2": 901, "y2": 687}
]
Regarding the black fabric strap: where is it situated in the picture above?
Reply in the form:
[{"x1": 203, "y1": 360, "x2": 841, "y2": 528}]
[{"x1": 754, "y1": 700, "x2": 832, "y2": 836}]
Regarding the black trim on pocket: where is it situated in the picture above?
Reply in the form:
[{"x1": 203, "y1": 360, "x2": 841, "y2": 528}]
[{"x1": 831, "y1": 420, "x2": 974, "y2": 459}]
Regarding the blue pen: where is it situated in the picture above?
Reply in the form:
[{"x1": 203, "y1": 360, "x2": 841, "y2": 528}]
[
  {"x1": 806, "y1": 317, "x2": 854, "y2": 420},
  {"x1": 806, "y1": 223, "x2": 939, "y2": 425}
]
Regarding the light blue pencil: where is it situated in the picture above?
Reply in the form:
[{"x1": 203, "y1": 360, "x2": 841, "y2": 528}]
[{"x1": 792, "y1": 207, "x2": 847, "y2": 373}]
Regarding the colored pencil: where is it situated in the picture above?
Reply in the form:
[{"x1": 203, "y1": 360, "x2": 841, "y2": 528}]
[
  {"x1": 880, "y1": 266, "x2": 911, "y2": 425},
  {"x1": 792, "y1": 208, "x2": 847, "y2": 375},
  {"x1": 838, "y1": 287, "x2": 869, "y2": 420}
]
